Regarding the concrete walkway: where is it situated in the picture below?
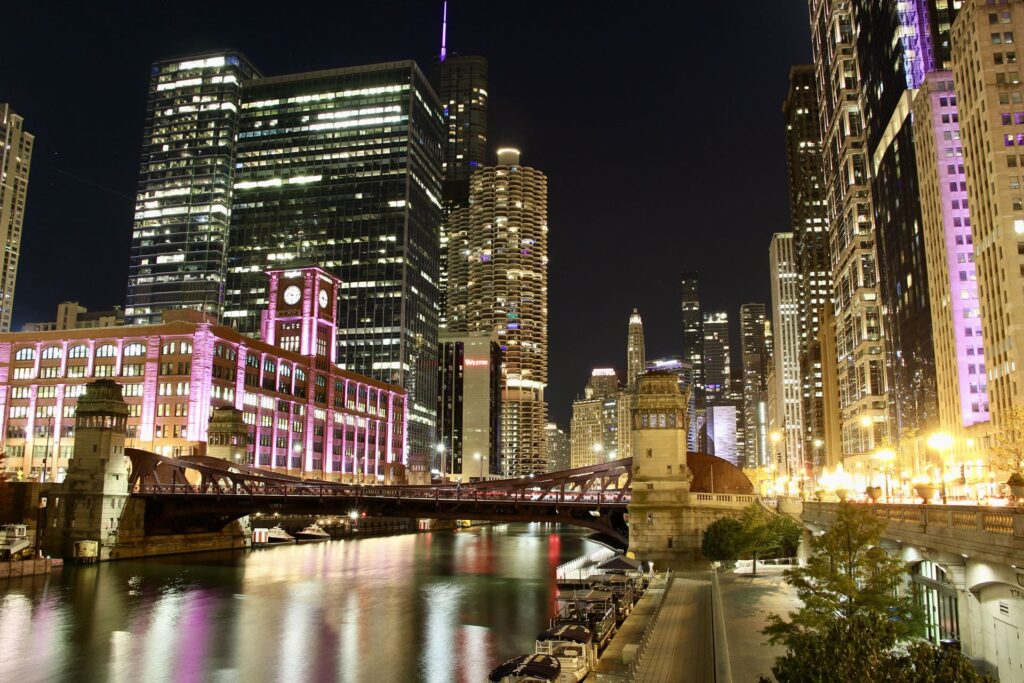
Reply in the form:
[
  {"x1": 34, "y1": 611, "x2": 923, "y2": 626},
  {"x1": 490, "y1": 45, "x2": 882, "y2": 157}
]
[{"x1": 632, "y1": 570, "x2": 714, "y2": 683}]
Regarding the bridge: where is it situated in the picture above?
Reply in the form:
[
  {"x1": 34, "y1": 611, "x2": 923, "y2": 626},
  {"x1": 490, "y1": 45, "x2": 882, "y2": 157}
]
[{"x1": 126, "y1": 448, "x2": 634, "y2": 544}]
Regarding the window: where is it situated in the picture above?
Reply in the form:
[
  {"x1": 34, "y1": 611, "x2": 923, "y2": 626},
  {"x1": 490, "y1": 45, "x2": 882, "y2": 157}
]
[
  {"x1": 14, "y1": 347, "x2": 35, "y2": 361},
  {"x1": 95, "y1": 344, "x2": 116, "y2": 358},
  {"x1": 41, "y1": 346, "x2": 62, "y2": 360},
  {"x1": 162, "y1": 341, "x2": 177, "y2": 355},
  {"x1": 68, "y1": 345, "x2": 88, "y2": 359},
  {"x1": 123, "y1": 342, "x2": 146, "y2": 357}
]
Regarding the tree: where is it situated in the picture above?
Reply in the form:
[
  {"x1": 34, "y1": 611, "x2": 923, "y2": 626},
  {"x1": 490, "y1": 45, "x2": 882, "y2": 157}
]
[
  {"x1": 701, "y1": 516, "x2": 743, "y2": 564},
  {"x1": 758, "y1": 504, "x2": 990, "y2": 682},
  {"x1": 991, "y1": 405, "x2": 1024, "y2": 478}
]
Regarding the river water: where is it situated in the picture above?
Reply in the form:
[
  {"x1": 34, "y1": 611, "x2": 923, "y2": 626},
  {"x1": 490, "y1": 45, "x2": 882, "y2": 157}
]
[{"x1": 0, "y1": 523, "x2": 601, "y2": 683}]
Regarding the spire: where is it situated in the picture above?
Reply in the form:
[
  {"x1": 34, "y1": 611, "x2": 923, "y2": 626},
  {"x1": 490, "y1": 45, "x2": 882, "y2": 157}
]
[
  {"x1": 627, "y1": 308, "x2": 646, "y2": 390},
  {"x1": 440, "y1": 0, "x2": 449, "y2": 62}
]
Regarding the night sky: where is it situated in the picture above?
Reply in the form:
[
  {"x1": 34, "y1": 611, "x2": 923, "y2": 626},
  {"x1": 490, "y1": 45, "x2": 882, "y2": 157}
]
[{"x1": 2, "y1": 1, "x2": 811, "y2": 426}]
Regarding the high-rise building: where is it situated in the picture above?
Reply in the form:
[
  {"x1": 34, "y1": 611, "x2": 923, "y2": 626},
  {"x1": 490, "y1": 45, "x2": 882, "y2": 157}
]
[
  {"x1": 220, "y1": 61, "x2": 444, "y2": 476},
  {"x1": 769, "y1": 233, "x2": 805, "y2": 476},
  {"x1": 647, "y1": 357, "x2": 698, "y2": 452},
  {"x1": 436, "y1": 331, "x2": 501, "y2": 481},
  {"x1": 952, "y1": 0, "x2": 1024, "y2": 433},
  {"x1": 781, "y1": 66, "x2": 829, "y2": 459},
  {"x1": 0, "y1": 104, "x2": 34, "y2": 332},
  {"x1": 857, "y1": 0, "x2": 958, "y2": 442},
  {"x1": 570, "y1": 369, "x2": 621, "y2": 469},
  {"x1": 702, "y1": 312, "x2": 730, "y2": 403},
  {"x1": 627, "y1": 308, "x2": 646, "y2": 389},
  {"x1": 808, "y1": 1, "x2": 890, "y2": 461},
  {"x1": 432, "y1": 45, "x2": 487, "y2": 330},
  {"x1": 125, "y1": 53, "x2": 260, "y2": 326},
  {"x1": 680, "y1": 272, "x2": 704, "y2": 449},
  {"x1": 545, "y1": 423, "x2": 570, "y2": 472},
  {"x1": 740, "y1": 303, "x2": 769, "y2": 468},
  {"x1": 463, "y1": 148, "x2": 548, "y2": 475},
  {"x1": 913, "y1": 71, "x2": 990, "y2": 437}
]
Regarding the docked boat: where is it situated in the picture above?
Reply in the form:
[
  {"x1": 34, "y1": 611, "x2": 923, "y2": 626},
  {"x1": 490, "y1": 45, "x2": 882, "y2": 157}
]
[
  {"x1": 294, "y1": 523, "x2": 330, "y2": 542},
  {"x1": 265, "y1": 525, "x2": 296, "y2": 544},
  {"x1": 551, "y1": 589, "x2": 617, "y2": 650},
  {"x1": 535, "y1": 625, "x2": 595, "y2": 682},
  {"x1": 488, "y1": 654, "x2": 561, "y2": 682},
  {"x1": 587, "y1": 572, "x2": 636, "y2": 622}
]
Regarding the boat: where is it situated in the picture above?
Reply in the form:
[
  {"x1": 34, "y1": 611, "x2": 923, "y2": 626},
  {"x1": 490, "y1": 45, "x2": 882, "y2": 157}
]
[
  {"x1": 294, "y1": 523, "x2": 330, "y2": 542},
  {"x1": 535, "y1": 625, "x2": 595, "y2": 682},
  {"x1": 587, "y1": 572, "x2": 636, "y2": 622},
  {"x1": 265, "y1": 525, "x2": 296, "y2": 544},
  {"x1": 551, "y1": 589, "x2": 617, "y2": 650},
  {"x1": 488, "y1": 654, "x2": 561, "y2": 682}
]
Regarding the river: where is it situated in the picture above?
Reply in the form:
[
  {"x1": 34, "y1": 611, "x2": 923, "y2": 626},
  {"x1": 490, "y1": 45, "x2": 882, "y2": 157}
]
[{"x1": 0, "y1": 523, "x2": 602, "y2": 682}]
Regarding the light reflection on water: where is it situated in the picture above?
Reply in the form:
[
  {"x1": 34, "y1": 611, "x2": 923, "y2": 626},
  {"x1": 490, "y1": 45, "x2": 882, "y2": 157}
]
[{"x1": 0, "y1": 523, "x2": 598, "y2": 682}]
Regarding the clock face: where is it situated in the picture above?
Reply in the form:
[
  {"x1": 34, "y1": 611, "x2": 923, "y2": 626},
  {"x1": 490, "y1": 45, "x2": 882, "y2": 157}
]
[
  {"x1": 318, "y1": 289, "x2": 329, "y2": 310},
  {"x1": 282, "y1": 285, "x2": 302, "y2": 306}
]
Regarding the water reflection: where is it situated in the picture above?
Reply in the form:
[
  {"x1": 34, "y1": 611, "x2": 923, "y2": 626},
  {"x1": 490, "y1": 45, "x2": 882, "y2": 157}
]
[{"x1": 0, "y1": 523, "x2": 597, "y2": 682}]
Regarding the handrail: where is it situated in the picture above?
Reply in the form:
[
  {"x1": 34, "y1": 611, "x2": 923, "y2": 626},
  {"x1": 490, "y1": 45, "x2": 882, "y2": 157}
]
[{"x1": 803, "y1": 501, "x2": 1024, "y2": 539}]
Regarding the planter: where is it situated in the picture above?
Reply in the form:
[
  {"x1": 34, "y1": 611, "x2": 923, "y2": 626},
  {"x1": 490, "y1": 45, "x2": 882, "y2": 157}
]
[
  {"x1": 914, "y1": 484, "x2": 936, "y2": 504},
  {"x1": 1010, "y1": 485, "x2": 1024, "y2": 499},
  {"x1": 814, "y1": 489, "x2": 824, "y2": 502},
  {"x1": 835, "y1": 488, "x2": 849, "y2": 502},
  {"x1": 866, "y1": 486, "x2": 883, "y2": 502}
]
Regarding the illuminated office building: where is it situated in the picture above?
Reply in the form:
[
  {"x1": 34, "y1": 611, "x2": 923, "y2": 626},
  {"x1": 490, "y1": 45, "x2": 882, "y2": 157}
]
[
  {"x1": 769, "y1": 233, "x2": 805, "y2": 475},
  {"x1": 740, "y1": 303, "x2": 769, "y2": 468},
  {"x1": 545, "y1": 422, "x2": 570, "y2": 472},
  {"x1": 0, "y1": 104, "x2": 34, "y2": 333},
  {"x1": 125, "y1": 52, "x2": 260, "y2": 326},
  {"x1": 627, "y1": 309, "x2": 646, "y2": 389},
  {"x1": 702, "y1": 312, "x2": 730, "y2": 403},
  {"x1": 570, "y1": 369, "x2": 620, "y2": 469}
]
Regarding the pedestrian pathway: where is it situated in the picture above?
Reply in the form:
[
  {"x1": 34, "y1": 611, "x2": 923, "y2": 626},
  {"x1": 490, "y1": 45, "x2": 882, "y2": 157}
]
[{"x1": 632, "y1": 570, "x2": 714, "y2": 683}]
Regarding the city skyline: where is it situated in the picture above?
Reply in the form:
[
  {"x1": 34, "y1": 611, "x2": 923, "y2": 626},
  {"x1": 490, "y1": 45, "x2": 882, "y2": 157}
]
[{"x1": 0, "y1": 2, "x2": 809, "y2": 426}]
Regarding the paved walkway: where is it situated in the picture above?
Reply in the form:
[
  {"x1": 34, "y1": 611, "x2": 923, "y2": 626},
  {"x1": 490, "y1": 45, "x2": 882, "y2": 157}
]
[{"x1": 632, "y1": 570, "x2": 714, "y2": 683}]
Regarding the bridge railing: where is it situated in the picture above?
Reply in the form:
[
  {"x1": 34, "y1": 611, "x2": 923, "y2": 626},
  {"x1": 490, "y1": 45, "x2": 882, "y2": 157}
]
[
  {"x1": 134, "y1": 482, "x2": 631, "y2": 505},
  {"x1": 803, "y1": 501, "x2": 1024, "y2": 539},
  {"x1": 690, "y1": 492, "x2": 758, "y2": 507}
]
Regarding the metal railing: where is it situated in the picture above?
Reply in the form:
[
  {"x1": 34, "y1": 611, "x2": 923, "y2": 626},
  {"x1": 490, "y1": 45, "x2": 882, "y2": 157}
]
[
  {"x1": 556, "y1": 547, "x2": 617, "y2": 583},
  {"x1": 625, "y1": 571, "x2": 674, "y2": 681}
]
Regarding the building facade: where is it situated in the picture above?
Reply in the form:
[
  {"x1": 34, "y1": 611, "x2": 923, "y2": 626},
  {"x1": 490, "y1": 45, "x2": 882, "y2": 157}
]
[
  {"x1": 680, "y1": 272, "x2": 704, "y2": 450},
  {"x1": 952, "y1": 0, "x2": 1024, "y2": 434},
  {"x1": 769, "y1": 234, "x2": 805, "y2": 476},
  {"x1": 782, "y1": 66, "x2": 830, "y2": 460},
  {"x1": 808, "y1": 0, "x2": 891, "y2": 463},
  {"x1": 569, "y1": 368, "x2": 621, "y2": 469},
  {"x1": 740, "y1": 303, "x2": 769, "y2": 468},
  {"x1": 913, "y1": 71, "x2": 990, "y2": 437},
  {"x1": 627, "y1": 309, "x2": 646, "y2": 389},
  {"x1": 702, "y1": 312, "x2": 730, "y2": 403},
  {"x1": 0, "y1": 104, "x2": 33, "y2": 333},
  {"x1": 22, "y1": 302, "x2": 124, "y2": 333},
  {"x1": 222, "y1": 61, "x2": 444, "y2": 474},
  {"x1": 545, "y1": 422, "x2": 570, "y2": 472},
  {"x1": 125, "y1": 53, "x2": 260, "y2": 326},
  {"x1": 463, "y1": 148, "x2": 549, "y2": 475},
  {"x1": 436, "y1": 331, "x2": 501, "y2": 480},
  {"x1": 1, "y1": 265, "x2": 406, "y2": 483}
]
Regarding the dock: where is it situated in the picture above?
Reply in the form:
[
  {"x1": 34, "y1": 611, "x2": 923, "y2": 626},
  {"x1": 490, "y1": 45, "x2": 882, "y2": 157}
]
[{"x1": 555, "y1": 546, "x2": 616, "y2": 587}]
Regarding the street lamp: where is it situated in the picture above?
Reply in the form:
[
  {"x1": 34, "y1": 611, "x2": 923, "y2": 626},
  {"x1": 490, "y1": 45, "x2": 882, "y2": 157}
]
[
  {"x1": 927, "y1": 432, "x2": 954, "y2": 504},
  {"x1": 592, "y1": 442, "x2": 603, "y2": 465},
  {"x1": 872, "y1": 447, "x2": 896, "y2": 501},
  {"x1": 435, "y1": 442, "x2": 446, "y2": 482},
  {"x1": 473, "y1": 452, "x2": 483, "y2": 481}
]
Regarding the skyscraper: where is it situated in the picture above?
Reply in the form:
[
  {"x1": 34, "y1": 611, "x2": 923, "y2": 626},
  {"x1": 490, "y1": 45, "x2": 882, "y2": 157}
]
[
  {"x1": 222, "y1": 61, "x2": 445, "y2": 475},
  {"x1": 769, "y1": 233, "x2": 805, "y2": 476},
  {"x1": 545, "y1": 423, "x2": 570, "y2": 472},
  {"x1": 782, "y1": 66, "x2": 829, "y2": 460},
  {"x1": 702, "y1": 312, "x2": 730, "y2": 403},
  {"x1": 680, "y1": 271, "x2": 703, "y2": 396},
  {"x1": 570, "y1": 369, "x2": 620, "y2": 468},
  {"x1": 740, "y1": 303, "x2": 769, "y2": 468},
  {"x1": 808, "y1": 1, "x2": 890, "y2": 461},
  {"x1": 913, "y1": 71, "x2": 989, "y2": 435},
  {"x1": 627, "y1": 308, "x2": 646, "y2": 389},
  {"x1": 432, "y1": 42, "x2": 487, "y2": 330},
  {"x1": 463, "y1": 148, "x2": 548, "y2": 475},
  {"x1": 952, "y1": 1, "x2": 1024, "y2": 433},
  {"x1": 125, "y1": 52, "x2": 260, "y2": 326},
  {"x1": 0, "y1": 104, "x2": 33, "y2": 332}
]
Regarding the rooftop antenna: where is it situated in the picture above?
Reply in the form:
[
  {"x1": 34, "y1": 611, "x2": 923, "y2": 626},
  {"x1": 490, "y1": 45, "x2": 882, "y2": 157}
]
[{"x1": 439, "y1": 0, "x2": 448, "y2": 61}]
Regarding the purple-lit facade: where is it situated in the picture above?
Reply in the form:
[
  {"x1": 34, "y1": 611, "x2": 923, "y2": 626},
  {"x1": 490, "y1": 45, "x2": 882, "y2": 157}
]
[
  {"x1": 0, "y1": 265, "x2": 407, "y2": 483},
  {"x1": 914, "y1": 72, "x2": 990, "y2": 430}
]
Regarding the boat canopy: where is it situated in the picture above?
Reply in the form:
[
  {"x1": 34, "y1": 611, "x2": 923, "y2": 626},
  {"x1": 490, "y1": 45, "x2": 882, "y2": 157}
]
[
  {"x1": 488, "y1": 654, "x2": 562, "y2": 681},
  {"x1": 537, "y1": 624, "x2": 592, "y2": 644},
  {"x1": 558, "y1": 589, "x2": 614, "y2": 603},
  {"x1": 588, "y1": 573, "x2": 632, "y2": 585},
  {"x1": 596, "y1": 554, "x2": 642, "y2": 571}
]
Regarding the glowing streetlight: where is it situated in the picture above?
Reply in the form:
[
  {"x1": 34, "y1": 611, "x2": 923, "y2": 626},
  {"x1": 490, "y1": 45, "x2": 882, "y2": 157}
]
[
  {"x1": 473, "y1": 451, "x2": 483, "y2": 481},
  {"x1": 927, "y1": 432, "x2": 954, "y2": 503},
  {"x1": 872, "y1": 447, "x2": 896, "y2": 501}
]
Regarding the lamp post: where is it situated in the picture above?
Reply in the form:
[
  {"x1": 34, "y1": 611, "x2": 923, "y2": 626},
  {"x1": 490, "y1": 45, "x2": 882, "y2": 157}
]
[
  {"x1": 872, "y1": 447, "x2": 896, "y2": 502},
  {"x1": 592, "y1": 442, "x2": 603, "y2": 466},
  {"x1": 927, "y1": 432, "x2": 954, "y2": 504},
  {"x1": 473, "y1": 452, "x2": 483, "y2": 481},
  {"x1": 435, "y1": 442, "x2": 446, "y2": 482}
]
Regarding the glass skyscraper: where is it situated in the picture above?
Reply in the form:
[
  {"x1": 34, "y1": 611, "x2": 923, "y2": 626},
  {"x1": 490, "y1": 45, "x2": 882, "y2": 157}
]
[
  {"x1": 125, "y1": 52, "x2": 260, "y2": 325},
  {"x1": 223, "y1": 61, "x2": 445, "y2": 474}
]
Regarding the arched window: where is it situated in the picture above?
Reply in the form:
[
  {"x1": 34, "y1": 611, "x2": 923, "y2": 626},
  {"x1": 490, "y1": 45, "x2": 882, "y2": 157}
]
[
  {"x1": 95, "y1": 344, "x2": 116, "y2": 358},
  {"x1": 246, "y1": 353, "x2": 259, "y2": 368},
  {"x1": 123, "y1": 342, "x2": 146, "y2": 357},
  {"x1": 161, "y1": 341, "x2": 177, "y2": 355},
  {"x1": 263, "y1": 358, "x2": 276, "y2": 374},
  {"x1": 68, "y1": 345, "x2": 88, "y2": 359},
  {"x1": 180, "y1": 341, "x2": 193, "y2": 354},
  {"x1": 41, "y1": 346, "x2": 62, "y2": 360},
  {"x1": 280, "y1": 364, "x2": 292, "y2": 378},
  {"x1": 295, "y1": 369, "x2": 306, "y2": 383},
  {"x1": 14, "y1": 347, "x2": 35, "y2": 361}
]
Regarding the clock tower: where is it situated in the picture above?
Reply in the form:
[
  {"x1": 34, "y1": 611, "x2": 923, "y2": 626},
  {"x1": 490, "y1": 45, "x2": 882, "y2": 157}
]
[{"x1": 262, "y1": 264, "x2": 340, "y2": 364}]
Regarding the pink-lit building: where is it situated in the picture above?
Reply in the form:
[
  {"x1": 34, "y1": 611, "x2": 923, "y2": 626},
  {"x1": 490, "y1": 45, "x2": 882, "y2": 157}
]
[{"x1": 0, "y1": 265, "x2": 407, "y2": 483}]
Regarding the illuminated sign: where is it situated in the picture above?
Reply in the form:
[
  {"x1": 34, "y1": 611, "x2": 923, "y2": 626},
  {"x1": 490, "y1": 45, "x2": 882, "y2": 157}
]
[{"x1": 464, "y1": 358, "x2": 489, "y2": 367}]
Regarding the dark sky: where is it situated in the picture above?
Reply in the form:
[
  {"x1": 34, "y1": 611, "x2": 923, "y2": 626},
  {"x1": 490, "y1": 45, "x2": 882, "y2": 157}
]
[{"x1": 1, "y1": 1, "x2": 811, "y2": 426}]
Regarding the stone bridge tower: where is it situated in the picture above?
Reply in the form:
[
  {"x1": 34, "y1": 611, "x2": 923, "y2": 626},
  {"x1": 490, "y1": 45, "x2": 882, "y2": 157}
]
[
  {"x1": 207, "y1": 407, "x2": 249, "y2": 462},
  {"x1": 627, "y1": 371, "x2": 695, "y2": 568},
  {"x1": 46, "y1": 379, "x2": 130, "y2": 560}
]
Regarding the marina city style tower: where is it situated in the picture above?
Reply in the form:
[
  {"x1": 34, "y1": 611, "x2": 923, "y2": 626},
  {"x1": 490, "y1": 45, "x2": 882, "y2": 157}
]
[{"x1": 457, "y1": 147, "x2": 548, "y2": 476}]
